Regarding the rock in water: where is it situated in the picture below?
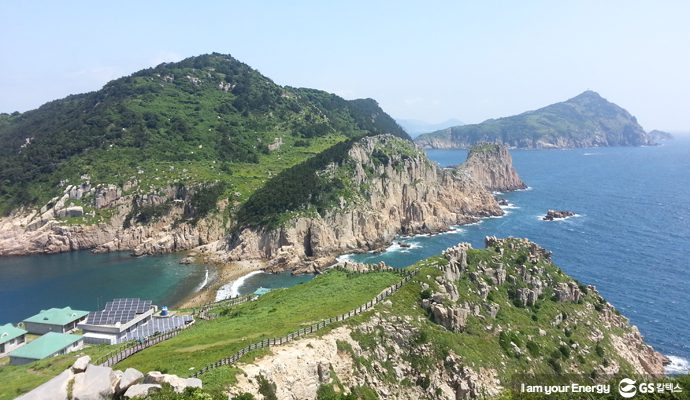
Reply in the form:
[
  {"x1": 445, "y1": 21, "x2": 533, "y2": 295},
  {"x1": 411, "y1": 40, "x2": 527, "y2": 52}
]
[
  {"x1": 459, "y1": 143, "x2": 527, "y2": 192},
  {"x1": 542, "y1": 210, "x2": 575, "y2": 221}
]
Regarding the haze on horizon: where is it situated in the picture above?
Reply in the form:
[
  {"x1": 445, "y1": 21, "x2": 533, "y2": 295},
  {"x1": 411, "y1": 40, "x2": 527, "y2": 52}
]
[{"x1": 1, "y1": 1, "x2": 689, "y2": 132}]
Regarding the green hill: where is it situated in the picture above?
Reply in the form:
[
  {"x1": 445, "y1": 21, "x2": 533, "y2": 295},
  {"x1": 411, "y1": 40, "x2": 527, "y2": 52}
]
[
  {"x1": 415, "y1": 91, "x2": 651, "y2": 149},
  {"x1": 0, "y1": 53, "x2": 408, "y2": 215}
]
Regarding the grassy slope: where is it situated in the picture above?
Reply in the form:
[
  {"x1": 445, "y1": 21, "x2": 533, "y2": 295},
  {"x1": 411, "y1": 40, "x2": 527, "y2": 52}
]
[
  {"x1": 116, "y1": 270, "x2": 401, "y2": 393},
  {"x1": 337, "y1": 240, "x2": 683, "y2": 397},
  {"x1": 0, "y1": 343, "x2": 126, "y2": 400}
]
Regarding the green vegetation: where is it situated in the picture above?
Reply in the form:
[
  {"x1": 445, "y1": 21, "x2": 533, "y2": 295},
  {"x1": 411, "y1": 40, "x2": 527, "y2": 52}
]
[
  {"x1": 0, "y1": 53, "x2": 408, "y2": 215},
  {"x1": 415, "y1": 90, "x2": 649, "y2": 149},
  {"x1": 115, "y1": 270, "x2": 401, "y2": 393},
  {"x1": 236, "y1": 134, "x2": 423, "y2": 228},
  {"x1": 0, "y1": 343, "x2": 126, "y2": 400},
  {"x1": 236, "y1": 139, "x2": 357, "y2": 228},
  {"x1": 345, "y1": 239, "x2": 665, "y2": 387}
]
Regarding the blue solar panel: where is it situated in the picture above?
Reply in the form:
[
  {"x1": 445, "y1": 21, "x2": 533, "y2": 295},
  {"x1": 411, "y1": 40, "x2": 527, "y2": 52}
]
[{"x1": 85, "y1": 298, "x2": 153, "y2": 325}]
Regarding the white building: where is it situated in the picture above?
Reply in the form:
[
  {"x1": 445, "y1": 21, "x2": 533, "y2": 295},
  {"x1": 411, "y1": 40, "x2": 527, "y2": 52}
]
[{"x1": 78, "y1": 298, "x2": 155, "y2": 345}]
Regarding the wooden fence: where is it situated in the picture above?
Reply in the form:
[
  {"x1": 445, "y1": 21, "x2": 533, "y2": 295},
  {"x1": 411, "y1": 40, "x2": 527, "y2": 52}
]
[
  {"x1": 189, "y1": 272, "x2": 415, "y2": 378},
  {"x1": 96, "y1": 321, "x2": 194, "y2": 367},
  {"x1": 95, "y1": 294, "x2": 254, "y2": 367},
  {"x1": 194, "y1": 294, "x2": 255, "y2": 321}
]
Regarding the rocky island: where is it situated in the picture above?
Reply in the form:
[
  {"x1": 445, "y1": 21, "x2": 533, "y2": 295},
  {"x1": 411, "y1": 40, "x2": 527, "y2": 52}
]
[
  {"x1": 543, "y1": 210, "x2": 576, "y2": 221},
  {"x1": 415, "y1": 91, "x2": 662, "y2": 149}
]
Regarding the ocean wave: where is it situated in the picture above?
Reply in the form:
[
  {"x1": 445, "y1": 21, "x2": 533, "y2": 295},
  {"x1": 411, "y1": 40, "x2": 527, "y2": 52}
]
[
  {"x1": 384, "y1": 240, "x2": 424, "y2": 253},
  {"x1": 336, "y1": 253, "x2": 354, "y2": 263},
  {"x1": 195, "y1": 268, "x2": 209, "y2": 292},
  {"x1": 215, "y1": 270, "x2": 265, "y2": 301},
  {"x1": 665, "y1": 355, "x2": 690, "y2": 375},
  {"x1": 514, "y1": 186, "x2": 533, "y2": 192}
]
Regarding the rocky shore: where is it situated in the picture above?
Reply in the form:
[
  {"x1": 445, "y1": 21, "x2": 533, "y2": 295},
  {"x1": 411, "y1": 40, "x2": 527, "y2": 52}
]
[
  {"x1": 227, "y1": 238, "x2": 669, "y2": 400},
  {"x1": 0, "y1": 136, "x2": 526, "y2": 286},
  {"x1": 199, "y1": 137, "x2": 526, "y2": 273}
]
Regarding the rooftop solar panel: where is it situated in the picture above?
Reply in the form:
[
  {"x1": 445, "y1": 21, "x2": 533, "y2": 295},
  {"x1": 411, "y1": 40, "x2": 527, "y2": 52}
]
[{"x1": 84, "y1": 298, "x2": 153, "y2": 325}]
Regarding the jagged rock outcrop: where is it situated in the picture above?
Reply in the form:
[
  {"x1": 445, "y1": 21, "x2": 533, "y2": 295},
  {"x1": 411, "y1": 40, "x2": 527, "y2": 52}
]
[
  {"x1": 208, "y1": 135, "x2": 510, "y2": 271},
  {"x1": 459, "y1": 143, "x2": 526, "y2": 192},
  {"x1": 230, "y1": 322, "x2": 503, "y2": 400},
  {"x1": 17, "y1": 360, "x2": 202, "y2": 400},
  {"x1": 0, "y1": 183, "x2": 226, "y2": 256}
]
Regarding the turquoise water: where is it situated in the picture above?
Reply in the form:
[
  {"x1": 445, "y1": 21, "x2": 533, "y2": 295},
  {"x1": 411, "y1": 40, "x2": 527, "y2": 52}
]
[
  {"x1": 346, "y1": 139, "x2": 690, "y2": 365},
  {"x1": 0, "y1": 251, "x2": 206, "y2": 323}
]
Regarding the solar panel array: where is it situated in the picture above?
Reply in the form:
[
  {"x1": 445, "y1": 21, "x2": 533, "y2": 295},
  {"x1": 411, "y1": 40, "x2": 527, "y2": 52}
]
[
  {"x1": 85, "y1": 298, "x2": 153, "y2": 325},
  {"x1": 120, "y1": 315, "x2": 193, "y2": 342}
]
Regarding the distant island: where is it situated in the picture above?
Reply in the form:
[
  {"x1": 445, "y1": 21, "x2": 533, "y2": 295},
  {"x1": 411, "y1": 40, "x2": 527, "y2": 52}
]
[
  {"x1": 395, "y1": 118, "x2": 464, "y2": 138},
  {"x1": 415, "y1": 91, "x2": 667, "y2": 149},
  {"x1": 648, "y1": 129, "x2": 674, "y2": 143}
]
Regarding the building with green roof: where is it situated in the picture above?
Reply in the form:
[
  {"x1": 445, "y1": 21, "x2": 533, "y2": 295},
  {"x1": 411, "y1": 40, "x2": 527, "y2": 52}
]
[
  {"x1": 0, "y1": 323, "x2": 27, "y2": 356},
  {"x1": 22, "y1": 307, "x2": 89, "y2": 335},
  {"x1": 9, "y1": 332, "x2": 83, "y2": 365}
]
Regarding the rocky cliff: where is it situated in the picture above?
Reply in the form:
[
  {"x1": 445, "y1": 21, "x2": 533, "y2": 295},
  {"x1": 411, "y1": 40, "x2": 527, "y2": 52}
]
[
  {"x1": 415, "y1": 91, "x2": 651, "y2": 149},
  {"x1": 228, "y1": 238, "x2": 669, "y2": 400},
  {"x1": 459, "y1": 143, "x2": 526, "y2": 192},
  {"x1": 0, "y1": 183, "x2": 226, "y2": 256},
  {"x1": 0, "y1": 135, "x2": 524, "y2": 261},
  {"x1": 205, "y1": 135, "x2": 523, "y2": 272}
]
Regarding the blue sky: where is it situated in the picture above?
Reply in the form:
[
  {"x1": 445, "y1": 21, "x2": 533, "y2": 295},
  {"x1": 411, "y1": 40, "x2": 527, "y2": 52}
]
[{"x1": 1, "y1": 1, "x2": 689, "y2": 131}]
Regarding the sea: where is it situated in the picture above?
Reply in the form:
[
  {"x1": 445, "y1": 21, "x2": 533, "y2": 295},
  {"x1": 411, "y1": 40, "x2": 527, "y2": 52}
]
[
  {"x1": 0, "y1": 252, "x2": 206, "y2": 323},
  {"x1": 0, "y1": 138, "x2": 688, "y2": 373}
]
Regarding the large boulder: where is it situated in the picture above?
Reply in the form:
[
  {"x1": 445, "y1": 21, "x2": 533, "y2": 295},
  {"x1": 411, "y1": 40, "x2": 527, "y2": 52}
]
[
  {"x1": 56, "y1": 206, "x2": 84, "y2": 218},
  {"x1": 116, "y1": 368, "x2": 145, "y2": 394},
  {"x1": 95, "y1": 185, "x2": 121, "y2": 209},
  {"x1": 72, "y1": 355, "x2": 91, "y2": 373},
  {"x1": 16, "y1": 369, "x2": 74, "y2": 400},
  {"x1": 123, "y1": 384, "x2": 162, "y2": 399},
  {"x1": 144, "y1": 371, "x2": 202, "y2": 393},
  {"x1": 72, "y1": 364, "x2": 120, "y2": 400}
]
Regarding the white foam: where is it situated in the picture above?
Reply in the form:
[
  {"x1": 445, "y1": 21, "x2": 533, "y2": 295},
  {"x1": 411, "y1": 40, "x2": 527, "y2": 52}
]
[
  {"x1": 385, "y1": 241, "x2": 423, "y2": 253},
  {"x1": 336, "y1": 253, "x2": 354, "y2": 263},
  {"x1": 514, "y1": 186, "x2": 533, "y2": 192},
  {"x1": 500, "y1": 203, "x2": 520, "y2": 210},
  {"x1": 195, "y1": 268, "x2": 209, "y2": 292},
  {"x1": 665, "y1": 355, "x2": 690, "y2": 375},
  {"x1": 538, "y1": 213, "x2": 582, "y2": 222},
  {"x1": 215, "y1": 270, "x2": 264, "y2": 301}
]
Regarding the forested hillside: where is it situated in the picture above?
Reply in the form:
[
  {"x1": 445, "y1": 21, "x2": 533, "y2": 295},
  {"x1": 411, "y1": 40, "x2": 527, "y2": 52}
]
[{"x1": 0, "y1": 53, "x2": 408, "y2": 215}]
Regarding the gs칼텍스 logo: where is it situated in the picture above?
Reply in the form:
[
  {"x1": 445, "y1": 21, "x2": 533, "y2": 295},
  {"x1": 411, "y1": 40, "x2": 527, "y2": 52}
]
[{"x1": 619, "y1": 378, "x2": 637, "y2": 398}]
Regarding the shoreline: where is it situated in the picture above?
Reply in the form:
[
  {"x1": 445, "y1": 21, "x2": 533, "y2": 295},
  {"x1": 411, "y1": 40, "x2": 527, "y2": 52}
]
[{"x1": 174, "y1": 258, "x2": 265, "y2": 309}]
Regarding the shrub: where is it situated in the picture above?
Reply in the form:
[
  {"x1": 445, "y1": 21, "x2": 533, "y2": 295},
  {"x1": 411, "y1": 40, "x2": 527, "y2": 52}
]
[
  {"x1": 559, "y1": 344, "x2": 571, "y2": 358},
  {"x1": 548, "y1": 358, "x2": 563, "y2": 374},
  {"x1": 526, "y1": 340, "x2": 541, "y2": 357},
  {"x1": 257, "y1": 375, "x2": 277, "y2": 400}
]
